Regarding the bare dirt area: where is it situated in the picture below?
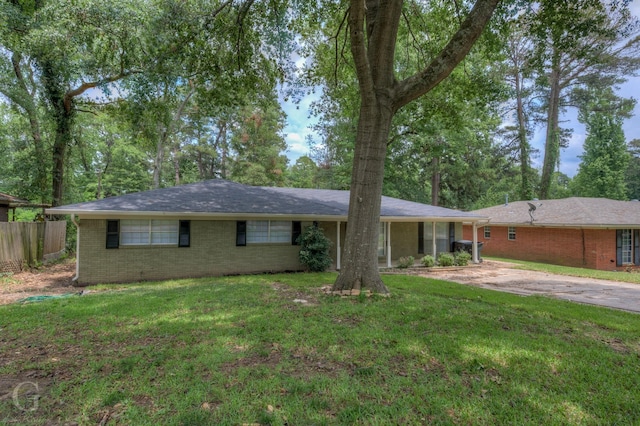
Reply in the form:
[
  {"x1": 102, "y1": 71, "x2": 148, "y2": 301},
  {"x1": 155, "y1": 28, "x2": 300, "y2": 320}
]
[{"x1": 0, "y1": 259, "x2": 76, "y2": 306}]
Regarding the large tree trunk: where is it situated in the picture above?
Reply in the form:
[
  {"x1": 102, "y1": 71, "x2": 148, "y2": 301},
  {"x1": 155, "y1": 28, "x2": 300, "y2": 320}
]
[
  {"x1": 333, "y1": 99, "x2": 393, "y2": 294},
  {"x1": 539, "y1": 51, "x2": 561, "y2": 200},
  {"x1": 431, "y1": 156, "x2": 440, "y2": 206},
  {"x1": 41, "y1": 61, "x2": 74, "y2": 207},
  {"x1": 514, "y1": 71, "x2": 533, "y2": 200},
  {"x1": 332, "y1": 0, "x2": 500, "y2": 294},
  {"x1": 50, "y1": 106, "x2": 73, "y2": 207}
]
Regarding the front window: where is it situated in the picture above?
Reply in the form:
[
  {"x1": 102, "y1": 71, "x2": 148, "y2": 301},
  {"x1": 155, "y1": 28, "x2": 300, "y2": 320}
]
[
  {"x1": 424, "y1": 222, "x2": 452, "y2": 255},
  {"x1": 247, "y1": 220, "x2": 291, "y2": 243},
  {"x1": 120, "y1": 220, "x2": 178, "y2": 245},
  {"x1": 508, "y1": 227, "x2": 516, "y2": 241},
  {"x1": 621, "y1": 229, "x2": 633, "y2": 264},
  {"x1": 378, "y1": 222, "x2": 386, "y2": 256}
]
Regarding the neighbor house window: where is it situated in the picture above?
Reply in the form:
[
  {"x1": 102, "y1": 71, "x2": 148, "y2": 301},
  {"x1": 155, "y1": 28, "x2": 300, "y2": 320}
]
[
  {"x1": 120, "y1": 220, "x2": 179, "y2": 246},
  {"x1": 484, "y1": 226, "x2": 491, "y2": 239},
  {"x1": 508, "y1": 227, "x2": 516, "y2": 241},
  {"x1": 246, "y1": 220, "x2": 292, "y2": 243}
]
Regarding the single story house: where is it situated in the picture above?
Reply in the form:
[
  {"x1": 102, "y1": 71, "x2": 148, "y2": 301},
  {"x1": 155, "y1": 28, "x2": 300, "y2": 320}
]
[
  {"x1": 0, "y1": 192, "x2": 29, "y2": 222},
  {"x1": 463, "y1": 197, "x2": 640, "y2": 271},
  {"x1": 46, "y1": 179, "x2": 487, "y2": 285}
]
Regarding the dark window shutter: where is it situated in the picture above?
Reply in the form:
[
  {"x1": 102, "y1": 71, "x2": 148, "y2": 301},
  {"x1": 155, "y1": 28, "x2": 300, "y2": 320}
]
[
  {"x1": 179, "y1": 220, "x2": 190, "y2": 247},
  {"x1": 449, "y1": 222, "x2": 455, "y2": 252},
  {"x1": 106, "y1": 220, "x2": 119, "y2": 249},
  {"x1": 635, "y1": 230, "x2": 640, "y2": 265},
  {"x1": 292, "y1": 221, "x2": 302, "y2": 245},
  {"x1": 418, "y1": 222, "x2": 424, "y2": 254},
  {"x1": 236, "y1": 221, "x2": 247, "y2": 246},
  {"x1": 616, "y1": 230, "x2": 623, "y2": 266}
]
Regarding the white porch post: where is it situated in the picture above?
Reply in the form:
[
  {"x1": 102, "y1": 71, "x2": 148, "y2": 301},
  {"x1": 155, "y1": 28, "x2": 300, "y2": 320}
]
[
  {"x1": 472, "y1": 222, "x2": 479, "y2": 264},
  {"x1": 336, "y1": 221, "x2": 341, "y2": 270},
  {"x1": 432, "y1": 221, "x2": 437, "y2": 257},
  {"x1": 386, "y1": 222, "x2": 392, "y2": 268}
]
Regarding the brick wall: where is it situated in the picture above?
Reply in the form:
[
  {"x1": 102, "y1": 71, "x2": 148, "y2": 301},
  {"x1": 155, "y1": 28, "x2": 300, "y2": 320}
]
[
  {"x1": 78, "y1": 219, "x2": 307, "y2": 285},
  {"x1": 78, "y1": 218, "x2": 435, "y2": 284},
  {"x1": 462, "y1": 224, "x2": 620, "y2": 270}
]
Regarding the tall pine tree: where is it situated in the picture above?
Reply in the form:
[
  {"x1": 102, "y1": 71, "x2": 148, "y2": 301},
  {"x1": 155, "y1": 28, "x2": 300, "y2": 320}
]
[{"x1": 572, "y1": 88, "x2": 633, "y2": 200}]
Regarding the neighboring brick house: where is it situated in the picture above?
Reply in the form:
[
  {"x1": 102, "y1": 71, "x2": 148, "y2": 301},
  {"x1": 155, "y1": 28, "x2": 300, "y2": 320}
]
[
  {"x1": 463, "y1": 198, "x2": 640, "y2": 271},
  {"x1": 47, "y1": 179, "x2": 486, "y2": 285}
]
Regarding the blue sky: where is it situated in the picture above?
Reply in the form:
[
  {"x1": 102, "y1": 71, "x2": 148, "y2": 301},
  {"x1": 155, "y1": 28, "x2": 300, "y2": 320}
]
[{"x1": 281, "y1": 1, "x2": 640, "y2": 178}]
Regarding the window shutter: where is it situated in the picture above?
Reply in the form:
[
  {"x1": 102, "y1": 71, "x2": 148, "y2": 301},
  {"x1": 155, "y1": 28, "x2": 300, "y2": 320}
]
[
  {"x1": 106, "y1": 220, "x2": 119, "y2": 249},
  {"x1": 292, "y1": 221, "x2": 302, "y2": 245},
  {"x1": 616, "y1": 230, "x2": 623, "y2": 266},
  {"x1": 418, "y1": 222, "x2": 424, "y2": 254},
  {"x1": 635, "y1": 230, "x2": 640, "y2": 265},
  {"x1": 449, "y1": 222, "x2": 455, "y2": 252},
  {"x1": 179, "y1": 220, "x2": 190, "y2": 247},
  {"x1": 236, "y1": 221, "x2": 247, "y2": 246}
]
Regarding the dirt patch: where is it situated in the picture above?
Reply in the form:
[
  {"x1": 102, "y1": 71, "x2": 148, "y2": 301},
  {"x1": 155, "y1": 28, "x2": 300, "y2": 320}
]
[{"x1": 0, "y1": 259, "x2": 76, "y2": 305}]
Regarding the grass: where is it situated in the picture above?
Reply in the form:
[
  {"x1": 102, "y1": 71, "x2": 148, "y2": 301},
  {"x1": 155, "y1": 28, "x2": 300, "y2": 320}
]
[
  {"x1": 489, "y1": 257, "x2": 640, "y2": 284},
  {"x1": 1, "y1": 272, "x2": 639, "y2": 425}
]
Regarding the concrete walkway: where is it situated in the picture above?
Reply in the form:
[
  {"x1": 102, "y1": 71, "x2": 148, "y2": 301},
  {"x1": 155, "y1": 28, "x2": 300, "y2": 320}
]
[{"x1": 421, "y1": 261, "x2": 640, "y2": 313}]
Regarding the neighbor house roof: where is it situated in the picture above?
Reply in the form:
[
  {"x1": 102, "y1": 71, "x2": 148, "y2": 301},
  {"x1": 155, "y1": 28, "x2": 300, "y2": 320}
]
[
  {"x1": 0, "y1": 192, "x2": 29, "y2": 207},
  {"x1": 473, "y1": 197, "x2": 640, "y2": 228},
  {"x1": 46, "y1": 179, "x2": 485, "y2": 222}
]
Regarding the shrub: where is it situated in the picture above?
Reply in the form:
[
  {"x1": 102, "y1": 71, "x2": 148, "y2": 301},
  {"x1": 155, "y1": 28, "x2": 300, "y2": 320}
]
[
  {"x1": 297, "y1": 225, "x2": 333, "y2": 272},
  {"x1": 437, "y1": 252, "x2": 455, "y2": 267},
  {"x1": 454, "y1": 250, "x2": 472, "y2": 266},
  {"x1": 421, "y1": 255, "x2": 435, "y2": 267},
  {"x1": 397, "y1": 256, "x2": 415, "y2": 269}
]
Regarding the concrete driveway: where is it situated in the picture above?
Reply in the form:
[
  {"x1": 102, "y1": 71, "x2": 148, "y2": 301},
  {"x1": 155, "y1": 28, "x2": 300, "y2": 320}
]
[{"x1": 421, "y1": 260, "x2": 640, "y2": 313}]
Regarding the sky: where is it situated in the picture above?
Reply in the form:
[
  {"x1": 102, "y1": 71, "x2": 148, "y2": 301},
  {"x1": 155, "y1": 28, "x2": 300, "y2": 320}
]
[{"x1": 280, "y1": 1, "x2": 640, "y2": 178}]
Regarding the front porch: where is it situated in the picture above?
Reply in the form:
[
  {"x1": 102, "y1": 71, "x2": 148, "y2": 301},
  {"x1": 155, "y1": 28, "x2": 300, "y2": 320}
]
[{"x1": 326, "y1": 219, "x2": 484, "y2": 270}]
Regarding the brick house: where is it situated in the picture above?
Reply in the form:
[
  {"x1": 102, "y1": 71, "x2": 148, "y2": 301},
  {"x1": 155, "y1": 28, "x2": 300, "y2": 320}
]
[
  {"x1": 463, "y1": 198, "x2": 640, "y2": 271},
  {"x1": 47, "y1": 179, "x2": 486, "y2": 285}
]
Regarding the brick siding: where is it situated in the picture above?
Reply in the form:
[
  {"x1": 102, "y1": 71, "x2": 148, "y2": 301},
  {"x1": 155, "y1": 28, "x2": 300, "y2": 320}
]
[
  {"x1": 462, "y1": 225, "x2": 621, "y2": 270},
  {"x1": 78, "y1": 219, "x2": 433, "y2": 285}
]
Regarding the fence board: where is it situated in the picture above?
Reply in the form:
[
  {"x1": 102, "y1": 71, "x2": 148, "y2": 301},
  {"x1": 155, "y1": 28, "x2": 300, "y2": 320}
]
[{"x1": 0, "y1": 221, "x2": 67, "y2": 272}]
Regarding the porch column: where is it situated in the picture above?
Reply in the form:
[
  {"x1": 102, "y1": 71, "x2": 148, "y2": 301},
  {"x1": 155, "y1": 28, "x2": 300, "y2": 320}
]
[
  {"x1": 472, "y1": 222, "x2": 479, "y2": 264},
  {"x1": 432, "y1": 221, "x2": 437, "y2": 257},
  {"x1": 386, "y1": 222, "x2": 392, "y2": 268},
  {"x1": 336, "y1": 221, "x2": 341, "y2": 270}
]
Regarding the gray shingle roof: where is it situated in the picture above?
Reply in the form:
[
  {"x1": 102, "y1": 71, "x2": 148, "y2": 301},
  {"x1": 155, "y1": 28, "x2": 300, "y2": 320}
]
[
  {"x1": 473, "y1": 197, "x2": 640, "y2": 227},
  {"x1": 46, "y1": 179, "x2": 484, "y2": 220}
]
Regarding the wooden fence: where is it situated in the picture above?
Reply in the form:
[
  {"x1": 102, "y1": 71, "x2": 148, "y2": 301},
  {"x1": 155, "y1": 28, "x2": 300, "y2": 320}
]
[{"x1": 0, "y1": 221, "x2": 67, "y2": 273}]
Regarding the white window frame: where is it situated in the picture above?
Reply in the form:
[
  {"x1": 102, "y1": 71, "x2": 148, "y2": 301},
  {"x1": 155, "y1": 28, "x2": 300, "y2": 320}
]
[
  {"x1": 120, "y1": 219, "x2": 179, "y2": 246},
  {"x1": 246, "y1": 220, "x2": 292, "y2": 244},
  {"x1": 378, "y1": 222, "x2": 386, "y2": 257},
  {"x1": 508, "y1": 226, "x2": 516, "y2": 241},
  {"x1": 484, "y1": 226, "x2": 491, "y2": 239},
  {"x1": 621, "y1": 229, "x2": 633, "y2": 264}
]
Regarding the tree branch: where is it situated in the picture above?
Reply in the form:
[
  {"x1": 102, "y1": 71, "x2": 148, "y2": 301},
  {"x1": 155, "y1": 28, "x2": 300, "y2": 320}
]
[
  {"x1": 393, "y1": 0, "x2": 500, "y2": 111},
  {"x1": 348, "y1": 1, "x2": 374, "y2": 100},
  {"x1": 63, "y1": 71, "x2": 139, "y2": 112}
]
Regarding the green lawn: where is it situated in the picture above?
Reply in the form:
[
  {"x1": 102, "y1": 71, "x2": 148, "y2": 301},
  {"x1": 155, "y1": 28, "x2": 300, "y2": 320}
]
[{"x1": 1, "y1": 273, "x2": 639, "y2": 425}]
